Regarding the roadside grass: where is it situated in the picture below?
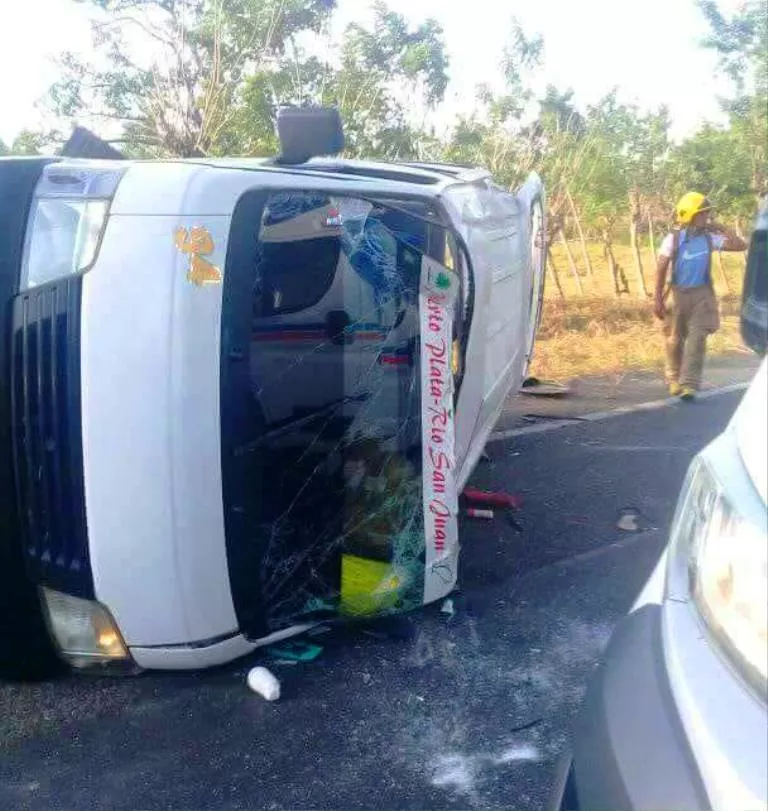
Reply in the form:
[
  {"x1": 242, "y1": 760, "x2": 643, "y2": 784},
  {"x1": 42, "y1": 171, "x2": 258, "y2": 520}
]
[{"x1": 529, "y1": 243, "x2": 748, "y2": 381}]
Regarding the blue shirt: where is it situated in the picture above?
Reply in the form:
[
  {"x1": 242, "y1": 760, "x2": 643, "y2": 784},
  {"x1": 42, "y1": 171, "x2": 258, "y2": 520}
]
[{"x1": 662, "y1": 229, "x2": 726, "y2": 287}]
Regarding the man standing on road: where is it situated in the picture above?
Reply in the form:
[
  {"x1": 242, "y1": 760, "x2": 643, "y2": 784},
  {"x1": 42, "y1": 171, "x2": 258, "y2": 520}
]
[{"x1": 654, "y1": 192, "x2": 747, "y2": 401}]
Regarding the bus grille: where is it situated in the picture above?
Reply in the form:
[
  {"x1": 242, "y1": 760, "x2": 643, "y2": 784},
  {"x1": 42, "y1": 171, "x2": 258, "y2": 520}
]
[{"x1": 10, "y1": 276, "x2": 93, "y2": 598}]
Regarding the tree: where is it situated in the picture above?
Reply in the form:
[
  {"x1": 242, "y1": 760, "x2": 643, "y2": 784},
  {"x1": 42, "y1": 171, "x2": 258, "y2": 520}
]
[
  {"x1": 531, "y1": 85, "x2": 600, "y2": 287},
  {"x1": 533, "y1": 85, "x2": 586, "y2": 141},
  {"x1": 668, "y1": 125, "x2": 753, "y2": 213},
  {"x1": 444, "y1": 19, "x2": 543, "y2": 185},
  {"x1": 43, "y1": 0, "x2": 448, "y2": 161},
  {"x1": 236, "y1": 2, "x2": 449, "y2": 159},
  {"x1": 573, "y1": 93, "x2": 674, "y2": 298},
  {"x1": 0, "y1": 130, "x2": 63, "y2": 156},
  {"x1": 697, "y1": 0, "x2": 767, "y2": 96},
  {"x1": 696, "y1": 0, "x2": 768, "y2": 206},
  {"x1": 46, "y1": 0, "x2": 338, "y2": 157}
]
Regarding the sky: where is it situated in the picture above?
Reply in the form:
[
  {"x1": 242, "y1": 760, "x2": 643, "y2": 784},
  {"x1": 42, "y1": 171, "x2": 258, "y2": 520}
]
[{"x1": 0, "y1": 0, "x2": 744, "y2": 146}]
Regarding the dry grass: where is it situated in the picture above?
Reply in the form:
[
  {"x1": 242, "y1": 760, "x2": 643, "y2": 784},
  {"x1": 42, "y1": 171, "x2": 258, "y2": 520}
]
[{"x1": 529, "y1": 243, "x2": 748, "y2": 381}]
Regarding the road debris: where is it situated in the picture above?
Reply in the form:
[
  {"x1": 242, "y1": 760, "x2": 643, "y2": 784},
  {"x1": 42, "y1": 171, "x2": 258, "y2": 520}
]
[
  {"x1": 465, "y1": 508, "x2": 494, "y2": 520},
  {"x1": 504, "y1": 512, "x2": 524, "y2": 533},
  {"x1": 518, "y1": 376, "x2": 571, "y2": 397},
  {"x1": 463, "y1": 488, "x2": 523, "y2": 510},
  {"x1": 440, "y1": 598, "x2": 455, "y2": 617},
  {"x1": 494, "y1": 744, "x2": 542, "y2": 763},
  {"x1": 247, "y1": 666, "x2": 281, "y2": 701},
  {"x1": 266, "y1": 640, "x2": 324, "y2": 662},
  {"x1": 616, "y1": 510, "x2": 640, "y2": 532}
]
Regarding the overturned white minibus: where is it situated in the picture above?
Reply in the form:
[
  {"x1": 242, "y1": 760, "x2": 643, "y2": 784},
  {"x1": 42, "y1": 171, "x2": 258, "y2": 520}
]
[{"x1": 0, "y1": 112, "x2": 545, "y2": 674}]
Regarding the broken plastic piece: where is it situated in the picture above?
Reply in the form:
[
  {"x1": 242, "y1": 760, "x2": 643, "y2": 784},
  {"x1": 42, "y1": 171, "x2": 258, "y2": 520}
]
[
  {"x1": 266, "y1": 640, "x2": 324, "y2": 662},
  {"x1": 617, "y1": 511, "x2": 640, "y2": 532},
  {"x1": 465, "y1": 507, "x2": 494, "y2": 520},
  {"x1": 247, "y1": 666, "x2": 281, "y2": 700}
]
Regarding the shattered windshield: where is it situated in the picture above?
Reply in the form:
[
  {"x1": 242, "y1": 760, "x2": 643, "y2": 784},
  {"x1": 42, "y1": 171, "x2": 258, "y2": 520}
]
[{"x1": 221, "y1": 190, "x2": 462, "y2": 635}]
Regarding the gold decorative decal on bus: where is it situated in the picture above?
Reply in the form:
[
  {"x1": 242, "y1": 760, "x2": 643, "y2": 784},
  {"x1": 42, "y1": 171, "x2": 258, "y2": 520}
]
[{"x1": 174, "y1": 226, "x2": 223, "y2": 286}]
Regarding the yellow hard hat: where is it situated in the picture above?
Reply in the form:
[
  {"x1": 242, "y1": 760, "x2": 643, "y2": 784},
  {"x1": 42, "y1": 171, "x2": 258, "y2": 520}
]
[{"x1": 676, "y1": 192, "x2": 713, "y2": 225}]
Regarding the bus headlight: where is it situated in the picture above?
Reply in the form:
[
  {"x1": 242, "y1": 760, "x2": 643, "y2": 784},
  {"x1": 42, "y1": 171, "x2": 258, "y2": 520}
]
[
  {"x1": 41, "y1": 588, "x2": 131, "y2": 668},
  {"x1": 20, "y1": 164, "x2": 125, "y2": 290},
  {"x1": 23, "y1": 199, "x2": 110, "y2": 289}
]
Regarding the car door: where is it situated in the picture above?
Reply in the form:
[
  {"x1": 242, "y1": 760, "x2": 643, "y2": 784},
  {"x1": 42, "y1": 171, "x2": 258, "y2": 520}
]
[
  {"x1": 452, "y1": 183, "x2": 524, "y2": 453},
  {"x1": 445, "y1": 175, "x2": 545, "y2": 487},
  {"x1": 477, "y1": 184, "x2": 526, "y2": 423}
]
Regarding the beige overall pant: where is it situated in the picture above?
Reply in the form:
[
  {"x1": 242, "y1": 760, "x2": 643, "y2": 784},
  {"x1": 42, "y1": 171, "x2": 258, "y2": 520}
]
[{"x1": 664, "y1": 285, "x2": 720, "y2": 390}]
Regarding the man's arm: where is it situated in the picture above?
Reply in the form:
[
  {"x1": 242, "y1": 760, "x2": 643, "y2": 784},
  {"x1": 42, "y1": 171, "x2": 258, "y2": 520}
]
[
  {"x1": 654, "y1": 255, "x2": 670, "y2": 319},
  {"x1": 710, "y1": 222, "x2": 748, "y2": 251}
]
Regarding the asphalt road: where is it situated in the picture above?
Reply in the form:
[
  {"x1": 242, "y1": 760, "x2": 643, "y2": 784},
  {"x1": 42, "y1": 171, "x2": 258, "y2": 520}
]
[{"x1": 0, "y1": 379, "x2": 754, "y2": 811}]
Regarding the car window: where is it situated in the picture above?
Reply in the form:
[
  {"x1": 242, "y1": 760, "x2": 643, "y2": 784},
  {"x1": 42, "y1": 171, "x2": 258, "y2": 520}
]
[
  {"x1": 251, "y1": 192, "x2": 444, "y2": 320},
  {"x1": 254, "y1": 193, "x2": 341, "y2": 316}
]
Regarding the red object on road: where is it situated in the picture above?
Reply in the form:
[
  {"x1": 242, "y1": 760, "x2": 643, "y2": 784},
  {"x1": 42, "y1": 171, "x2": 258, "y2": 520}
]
[{"x1": 462, "y1": 488, "x2": 523, "y2": 510}]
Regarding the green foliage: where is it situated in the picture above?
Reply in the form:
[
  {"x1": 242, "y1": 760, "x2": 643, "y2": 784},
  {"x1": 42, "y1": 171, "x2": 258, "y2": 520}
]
[
  {"x1": 668, "y1": 124, "x2": 753, "y2": 216},
  {"x1": 48, "y1": 0, "x2": 338, "y2": 156},
  {"x1": 235, "y1": 2, "x2": 449, "y2": 159},
  {"x1": 442, "y1": 19, "x2": 544, "y2": 186},
  {"x1": 0, "y1": 130, "x2": 62, "y2": 156},
  {"x1": 697, "y1": 0, "x2": 768, "y2": 96},
  {"x1": 9, "y1": 0, "x2": 759, "y2": 236},
  {"x1": 44, "y1": 0, "x2": 447, "y2": 161},
  {"x1": 696, "y1": 0, "x2": 767, "y2": 204},
  {"x1": 536, "y1": 86, "x2": 586, "y2": 138}
]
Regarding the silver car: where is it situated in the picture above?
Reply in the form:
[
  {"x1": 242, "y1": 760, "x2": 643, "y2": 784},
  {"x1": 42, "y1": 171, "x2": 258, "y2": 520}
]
[{"x1": 550, "y1": 208, "x2": 768, "y2": 810}]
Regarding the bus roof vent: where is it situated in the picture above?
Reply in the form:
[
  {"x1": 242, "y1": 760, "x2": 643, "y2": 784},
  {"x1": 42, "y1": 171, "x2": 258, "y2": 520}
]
[{"x1": 276, "y1": 106, "x2": 344, "y2": 165}]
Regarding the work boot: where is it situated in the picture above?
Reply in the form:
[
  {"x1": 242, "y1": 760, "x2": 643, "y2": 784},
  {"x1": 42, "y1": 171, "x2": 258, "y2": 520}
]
[
  {"x1": 668, "y1": 382, "x2": 682, "y2": 397},
  {"x1": 680, "y1": 387, "x2": 696, "y2": 402}
]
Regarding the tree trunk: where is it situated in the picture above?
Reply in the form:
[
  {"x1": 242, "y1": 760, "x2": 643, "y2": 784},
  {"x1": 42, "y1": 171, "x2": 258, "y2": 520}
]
[
  {"x1": 558, "y1": 227, "x2": 584, "y2": 295},
  {"x1": 616, "y1": 255, "x2": 630, "y2": 296},
  {"x1": 602, "y1": 231, "x2": 626, "y2": 298},
  {"x1": 735, "y1": 219, "x2": 749, "y2": 269},
  {"x1": 714, "y1": 251, "x2": 732, "y2": 294},
  {"x1": 565, "y1": 188, "x2": 594, "y2": 281},
  {"x1": 629, "y1": 193, "x2": 649, "y2": 298},
  {"x1": 648, "y1": 213, "x2": 657, "y2": 262},
  {"x1": 547, "y1": 248, "x2": 565, "y2": 300}
]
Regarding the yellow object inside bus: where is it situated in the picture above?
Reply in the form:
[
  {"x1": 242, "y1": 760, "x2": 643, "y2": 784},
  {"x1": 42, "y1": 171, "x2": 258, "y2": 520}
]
[{"x1": 340, "y1": 554, "x2": 403, "y2": 616}]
